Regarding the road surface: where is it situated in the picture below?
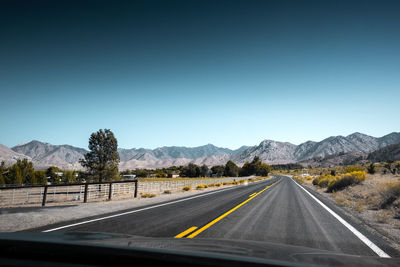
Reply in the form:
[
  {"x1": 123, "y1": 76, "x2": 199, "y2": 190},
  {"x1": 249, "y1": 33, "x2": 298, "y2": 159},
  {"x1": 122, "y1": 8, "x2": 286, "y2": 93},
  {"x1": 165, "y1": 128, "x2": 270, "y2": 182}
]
[{"x1": 37, "y1": 175, "x2": 398, "y2": 257}]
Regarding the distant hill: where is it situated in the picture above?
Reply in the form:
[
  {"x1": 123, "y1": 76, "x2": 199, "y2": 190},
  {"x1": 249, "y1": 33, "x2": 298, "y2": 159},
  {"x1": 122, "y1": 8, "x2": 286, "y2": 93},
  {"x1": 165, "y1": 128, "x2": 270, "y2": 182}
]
[
  {"x1": 367, "y1": 143, "x2": 400, "y2": 162},
  {"x1": 231, "y1": 132, "x2": 400, "y2": 166},
  {"x1": 299, "y1": 151, "x2": 368, "y2": 168},
  {"x1": 6, "y1": 141, "x2": 246, "y2": 170},
  {"x1": 1, "y1": 132, "x2": 399, "y2": 169},
  {"x1": 11, "y1": 141, "x2": 88, "y2": 170},
  {"x1": 231, "y1": 140, "x2": 297, "y2": 165},
  {"x1": 0, "y1": 144, "x2": 31, "y2": 166},
  {"x1": 293, "y1": 132, "x2": 400, "y2": 161},
  {"x1": 118, "y1": 144, "x2": 243, "y2": 162}
]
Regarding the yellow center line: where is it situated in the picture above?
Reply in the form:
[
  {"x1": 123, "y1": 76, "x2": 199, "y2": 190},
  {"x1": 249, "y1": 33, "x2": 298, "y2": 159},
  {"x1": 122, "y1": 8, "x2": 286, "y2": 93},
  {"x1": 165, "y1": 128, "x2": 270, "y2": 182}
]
[
  {"x1": 186, "y1": 180, "x2": 280, "y2": 238},
  {"x1": 249, "y1": 193, "x2": 256, "y2": 197},
  {"x1": 174, "y1": 226, "x2": 198, "y2": 238}
]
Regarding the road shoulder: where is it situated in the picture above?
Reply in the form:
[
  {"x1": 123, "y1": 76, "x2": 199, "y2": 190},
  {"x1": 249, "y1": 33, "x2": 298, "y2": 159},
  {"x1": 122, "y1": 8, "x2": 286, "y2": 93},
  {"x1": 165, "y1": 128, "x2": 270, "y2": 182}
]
[{"x1": 293, "y1": 178, "x2": 400, "y2": 257}]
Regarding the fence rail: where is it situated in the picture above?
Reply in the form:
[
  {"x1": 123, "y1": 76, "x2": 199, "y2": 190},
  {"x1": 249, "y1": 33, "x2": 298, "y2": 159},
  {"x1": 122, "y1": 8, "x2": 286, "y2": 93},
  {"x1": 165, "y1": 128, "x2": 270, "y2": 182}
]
[
  {"x1": 0, "y1": 180, "x2": 138, "y2": 207},
  {"x1": 136, "y1": 176, "x2": 250, "y2": 193},
  {"x1": 0, "y1": 176, "x2": 252, "y2": 207}
]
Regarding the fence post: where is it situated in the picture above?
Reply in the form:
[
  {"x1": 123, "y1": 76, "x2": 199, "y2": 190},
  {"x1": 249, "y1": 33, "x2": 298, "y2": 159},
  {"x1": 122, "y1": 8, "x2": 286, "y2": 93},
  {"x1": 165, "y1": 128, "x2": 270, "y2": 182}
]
[
  {"x1": 84, "y1": 184, "x2": 89, "y2": 203},
  {"x1": 42, "y1": 186, "x2": 48, "y2": 206},
  {"x1": 26, "y1": 188, "x2": 29, "y2": 203},
  {"x1": 134, "y1": 180, "x2": 138, "y2": 198},
  {"x1": 108, "y1": 182, "x2": 113, "y2": 200}
]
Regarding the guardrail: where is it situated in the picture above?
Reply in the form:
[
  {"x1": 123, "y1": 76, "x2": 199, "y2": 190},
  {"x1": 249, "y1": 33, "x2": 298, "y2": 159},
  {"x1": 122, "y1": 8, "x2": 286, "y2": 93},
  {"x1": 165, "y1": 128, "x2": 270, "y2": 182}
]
[{"x1": 0, "y1": 180, "x2": 138, "y2": 207}]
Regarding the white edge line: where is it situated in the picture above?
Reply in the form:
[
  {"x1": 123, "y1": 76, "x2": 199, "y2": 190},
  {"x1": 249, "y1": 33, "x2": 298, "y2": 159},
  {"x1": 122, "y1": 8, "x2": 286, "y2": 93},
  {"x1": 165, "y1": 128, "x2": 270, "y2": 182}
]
[
  {"x1": 290, "y1": 177, "x2": 390, "y2": 258},
  {"x1": 42, "y1": 180, "x2": 264, "y2": 233}
]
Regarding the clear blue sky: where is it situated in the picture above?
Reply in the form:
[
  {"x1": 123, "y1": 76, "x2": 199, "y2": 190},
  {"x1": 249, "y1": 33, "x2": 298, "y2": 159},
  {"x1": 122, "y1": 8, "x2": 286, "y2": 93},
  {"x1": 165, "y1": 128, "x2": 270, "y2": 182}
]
[{"x1": 1, "y1": 0, "x2": 399, "y2": 149}]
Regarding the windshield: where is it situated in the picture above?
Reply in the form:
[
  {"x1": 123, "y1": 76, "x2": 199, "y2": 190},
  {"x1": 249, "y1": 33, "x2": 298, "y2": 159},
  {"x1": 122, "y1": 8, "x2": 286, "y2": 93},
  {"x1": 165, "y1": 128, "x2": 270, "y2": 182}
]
[{"x1": 1, "y1": 0, "x2": 400, "y2": 266}]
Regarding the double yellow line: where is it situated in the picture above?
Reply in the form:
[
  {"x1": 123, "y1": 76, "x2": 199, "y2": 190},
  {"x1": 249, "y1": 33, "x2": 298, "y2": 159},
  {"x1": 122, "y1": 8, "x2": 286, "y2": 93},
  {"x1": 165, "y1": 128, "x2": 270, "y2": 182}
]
[{"x1": 174, "y1": 179, "x2": 280, "y2": 239}]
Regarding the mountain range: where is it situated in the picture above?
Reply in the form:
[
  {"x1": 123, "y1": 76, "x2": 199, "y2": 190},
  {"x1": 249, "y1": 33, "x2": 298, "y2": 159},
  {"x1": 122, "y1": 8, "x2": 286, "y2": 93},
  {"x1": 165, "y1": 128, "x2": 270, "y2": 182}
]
[{"x1": 1, "y1": 132, "x2": 399, "y2": 170}]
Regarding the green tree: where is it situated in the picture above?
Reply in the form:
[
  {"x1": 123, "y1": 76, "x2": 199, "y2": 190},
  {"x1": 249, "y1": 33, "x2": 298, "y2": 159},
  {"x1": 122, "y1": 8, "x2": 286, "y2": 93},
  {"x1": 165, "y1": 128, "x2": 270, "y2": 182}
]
[
  {"x1": 62, "y1": 170, "x2": 77, "y2": 184},
  {"x1": 256, "y1": 163, "x2": 272, "y2": 176},
  {"x1": 154, "y1": 169, "x2": 167, "y2": 178},
  {"x1": 34, "y1": 171, "x2": 47, "y2": 185},
  {"x1": 8, "y1": 164, "x2": 23, "y2": 185},
  {"x1": 182, "y1": 163, "x2": 200, "y2": 178},
  {"x1": 135, "y1": 168, "x2": 149, "y2": 178},
  {"x1": 239, "y1": 156, "x2": 270, "y2": 177},
  {"x1": 224, "y1": 160, "x2": 239, "y2": 177},
  {"x1": 79, "y1": 129, "x2": 120, "y2": 182},
  {"x1": 200, "y1": 164, "x2": 209, "y2": 177},
  {"x1": 239, "y1": 161, "x2": 252, "y2": 176},
  {"x1": 46, "y1": 166, "x2": 62, "y2": 184},
  {"x1": 211, "y1": 165, "x2": 225, "y2": 177},
  {"x1": 0, "y1": 161, "x2": 6, "y2": 186},
  {"x1": 16, "y1": 159, "x2": 35, "y2": 185}
]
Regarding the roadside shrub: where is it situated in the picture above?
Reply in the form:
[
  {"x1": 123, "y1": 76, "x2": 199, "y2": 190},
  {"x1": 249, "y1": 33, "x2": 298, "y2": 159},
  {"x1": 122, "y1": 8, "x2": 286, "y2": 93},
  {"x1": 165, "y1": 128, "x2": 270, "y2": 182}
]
[
  {"x1": 141, "y1": 193, "x2": 156, "y2": 198},
  {"x1": 163, "y1": 190, "x2": 171, "y2": 194},
  {"x1": 327, "y1": 171, "x2": 366, "y2": 192},
  {"x1": 378, "y1": 182, "x2": 400, "y2": 209},
  {"x1": 196, "y1": 184, "x2": 207, "y2": 190},
  {"x1": 182, "y1": 186, "x2": 191, "y2": 191},
  {"x1": 305, "y1": 176, "x2": 313, "y2": 181},
  {"x1": 231, "y1": 181, "x2": 238, "y2": 185},
  {"x1": 215, "y1": 182, "x2": 221, "y2": 187},
  {"x1": 207, "y1": 183, "x2": 215, "y2": 187},
  {"x1": 293, "y1": 176, "x2": 304, "y2": 184},
  {"x1": 313, "y1": 174, "x2": 334, "y2": 187},
  {"x1": 367, "y1": 163, "x2": 376, "y2": 174},
  {"x1": 345, "y1": 166, "x2": 364, "y2": 173}
]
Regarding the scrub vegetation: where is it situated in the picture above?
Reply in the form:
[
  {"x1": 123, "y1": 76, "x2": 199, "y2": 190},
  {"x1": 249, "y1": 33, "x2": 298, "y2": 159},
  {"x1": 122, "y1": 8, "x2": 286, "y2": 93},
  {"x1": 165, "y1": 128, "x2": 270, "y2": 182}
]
[
  {"x1": 275, "y1": 162, "x2": 400, "y2": 245},
  {"x1": 312, "y1": 171, "x2": 366, "y2": 192},
  {"x1": 140, "y1": 193, "x2": 156, "y2": 198}
]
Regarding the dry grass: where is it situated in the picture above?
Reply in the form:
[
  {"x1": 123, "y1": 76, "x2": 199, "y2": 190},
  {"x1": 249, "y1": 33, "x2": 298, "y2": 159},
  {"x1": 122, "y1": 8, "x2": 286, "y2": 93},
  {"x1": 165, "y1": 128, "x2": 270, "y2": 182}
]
[
  {"x1": 312, "y1": 171, "x2": 366, "y2": 192},
  {"x1": 312, "y1": 173, "x2": 400, "y2": 244},
  {"x1": 327, "y1": 171, "x2": 366, "y2": 192},
  {"x1": 330, "y1": 173, "x2": 399, "y2": 208},
  {"x1": 375, "y1": 210, "x2": 390, "y2": 224},
  {"x1": 293, "y1": 176, "x2": 305, "y2": 184},
  {"x1": 378, "y1": 182, "x2": 400, "y2": 209},
  {"x1": 140, "y1": 193, "x2": 156, "y2": 198}
]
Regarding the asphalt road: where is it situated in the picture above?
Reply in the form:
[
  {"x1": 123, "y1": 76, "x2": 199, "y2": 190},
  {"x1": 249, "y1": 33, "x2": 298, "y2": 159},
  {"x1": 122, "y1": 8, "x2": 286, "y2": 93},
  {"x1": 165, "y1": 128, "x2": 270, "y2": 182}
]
[{"x1": 39, "y1": 176, "x2": 398, "y2": 257}]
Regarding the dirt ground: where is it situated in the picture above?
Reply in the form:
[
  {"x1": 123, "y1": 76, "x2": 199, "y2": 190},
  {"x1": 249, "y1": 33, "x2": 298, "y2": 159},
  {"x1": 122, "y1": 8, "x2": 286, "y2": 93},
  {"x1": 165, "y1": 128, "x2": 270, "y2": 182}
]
[{"x1": 302, "y1": 173, "x2": 400, "y2": 252}]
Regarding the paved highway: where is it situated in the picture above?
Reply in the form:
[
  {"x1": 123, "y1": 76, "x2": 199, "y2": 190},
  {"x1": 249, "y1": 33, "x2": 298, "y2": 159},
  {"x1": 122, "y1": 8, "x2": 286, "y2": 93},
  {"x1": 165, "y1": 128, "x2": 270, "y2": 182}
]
[{"x1": 39, "y1": 175, "x2": 398, "y2": 257}]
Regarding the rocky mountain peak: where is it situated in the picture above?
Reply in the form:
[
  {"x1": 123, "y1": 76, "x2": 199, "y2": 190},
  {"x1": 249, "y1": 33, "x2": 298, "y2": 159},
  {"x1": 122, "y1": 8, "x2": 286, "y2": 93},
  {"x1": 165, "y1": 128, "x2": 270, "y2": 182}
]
[{"x1": 1, "y1": 132, "x2": 399, "y2": 169}]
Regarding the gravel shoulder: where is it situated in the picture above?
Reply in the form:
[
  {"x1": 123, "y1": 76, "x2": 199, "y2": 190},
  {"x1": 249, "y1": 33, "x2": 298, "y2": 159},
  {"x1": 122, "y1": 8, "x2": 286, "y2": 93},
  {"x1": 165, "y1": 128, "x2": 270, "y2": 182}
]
[{"x1": 300, "y1": 175, "x2": 400, "y2": 254}]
